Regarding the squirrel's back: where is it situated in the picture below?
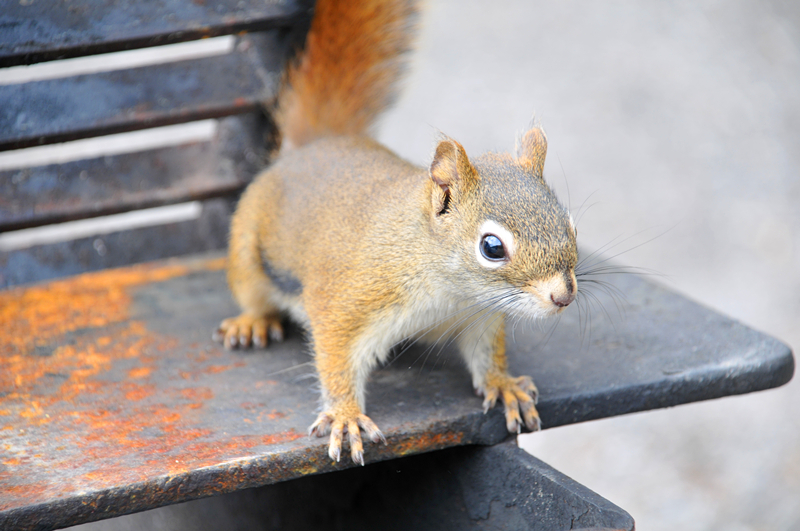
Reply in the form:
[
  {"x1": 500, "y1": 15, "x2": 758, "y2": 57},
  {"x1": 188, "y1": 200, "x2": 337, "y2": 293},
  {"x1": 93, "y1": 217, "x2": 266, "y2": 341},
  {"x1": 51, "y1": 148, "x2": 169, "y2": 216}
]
[{"x1": 276, "y1": 0, "x2": 418, "y2": 149}]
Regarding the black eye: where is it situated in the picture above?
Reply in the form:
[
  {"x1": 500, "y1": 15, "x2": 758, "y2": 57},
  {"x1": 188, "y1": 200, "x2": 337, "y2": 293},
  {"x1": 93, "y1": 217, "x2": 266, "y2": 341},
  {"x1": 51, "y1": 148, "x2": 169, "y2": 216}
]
[{"x1": 480, "y1": 234, "x2": 506, "y2": 261}]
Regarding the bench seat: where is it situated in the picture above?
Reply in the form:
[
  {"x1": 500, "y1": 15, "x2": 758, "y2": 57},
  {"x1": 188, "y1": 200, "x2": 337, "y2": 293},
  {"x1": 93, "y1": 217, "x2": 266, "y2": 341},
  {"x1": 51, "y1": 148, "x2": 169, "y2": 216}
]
[{"x1": 0, "y1": 253, "x2": 792, "y2": 529}]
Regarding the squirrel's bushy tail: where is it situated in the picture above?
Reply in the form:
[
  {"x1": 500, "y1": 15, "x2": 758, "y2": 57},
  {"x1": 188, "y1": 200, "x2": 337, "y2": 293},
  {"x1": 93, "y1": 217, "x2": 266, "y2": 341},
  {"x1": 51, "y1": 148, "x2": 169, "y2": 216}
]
[{"x1": 276, "y1": 0, "x2": 418, "y2": 149}]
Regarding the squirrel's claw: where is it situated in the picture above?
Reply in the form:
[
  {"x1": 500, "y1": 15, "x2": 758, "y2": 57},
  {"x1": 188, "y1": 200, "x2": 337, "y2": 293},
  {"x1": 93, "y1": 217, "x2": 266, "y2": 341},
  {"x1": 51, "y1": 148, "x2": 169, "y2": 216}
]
[
  {"x1": 308, "y1": 412, "x2": 333, "y2": 437},
  {"x1": 481, "y1": 373, "x2": 541, "y2": 433},
  {"x1": 268, "y1": 322, "x2": 284, "y2": 343},
  {"x1": 356, "y1": 414, "x2": 386, "y2": 445},
  {"x1": 213, "y1": 313, "x2": 283, "y2": 350},
  {"x1": 251, "y1": 319, "x2": 267, "y2": 348},
  {"x1": 309, "y1": 410, "x2": 384, "y2": 465},
  {"x1": 348, "y1": 420, "x2": 364, "y2": 465},
  {"x1": 482, "y1": 387, "x2": 500, "y2": 414},
  {"x1": 520, "y1": 399, "x2": 542, "y2": 431},
  {"x1": 515, "y1": 375, "x2": 539, "y2": 404},
  {"x1": 329, "y1": 420, "x2": 345, "y2": 462}
]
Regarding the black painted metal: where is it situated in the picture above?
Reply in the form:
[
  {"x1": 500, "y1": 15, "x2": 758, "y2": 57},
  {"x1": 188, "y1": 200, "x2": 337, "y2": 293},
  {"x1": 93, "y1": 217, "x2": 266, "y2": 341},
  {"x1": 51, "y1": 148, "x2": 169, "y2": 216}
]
[
  {"x1": 69, "y1": 441, "x2": 635, "y2": 531},
  {"x1": 0, "y1": 32, "x2": 287, "y2": 151},
  {"x1": 514, "y1": 272, "x2": 795, "y2": 421},
  {"x1": 0, "y1": 254, "x2": 793, "y2": 529},
  {"x1": 0, "y1": 114, "x2": 271, "y2": 233},
  {"x1": 0, "y1": 198, "x2": 234, "y2": 289},
  {"x1": 0, "y1": 0, "x2": 311, "y2": 67}
]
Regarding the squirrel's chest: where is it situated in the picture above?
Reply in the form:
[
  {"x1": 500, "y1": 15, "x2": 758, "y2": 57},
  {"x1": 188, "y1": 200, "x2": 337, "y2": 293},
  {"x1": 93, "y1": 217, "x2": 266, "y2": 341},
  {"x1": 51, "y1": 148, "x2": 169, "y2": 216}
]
[{"x1": 353, "y1": 290, "x2": 468, "y2": 363}]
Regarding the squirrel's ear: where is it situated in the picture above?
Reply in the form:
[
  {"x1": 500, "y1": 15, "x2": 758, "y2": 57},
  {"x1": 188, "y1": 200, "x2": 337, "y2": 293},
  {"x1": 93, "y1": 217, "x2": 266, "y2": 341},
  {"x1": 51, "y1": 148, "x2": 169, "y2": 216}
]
[
  {"x1": 516, "y1": 127, "x2": 547, "y2": 177},
  {"x1": 429, "y1": 139, "x2": 478, "y2": 216},
  {"x1": 429, "y1": 139, "x2": 478, "y2": 190}
]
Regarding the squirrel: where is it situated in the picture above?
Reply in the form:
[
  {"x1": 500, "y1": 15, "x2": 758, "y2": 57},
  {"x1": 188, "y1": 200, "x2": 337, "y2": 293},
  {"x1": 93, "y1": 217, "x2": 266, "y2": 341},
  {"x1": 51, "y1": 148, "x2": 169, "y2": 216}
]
[{"x1": 213, "y1": 0, "x2": 578, "y2": 465}]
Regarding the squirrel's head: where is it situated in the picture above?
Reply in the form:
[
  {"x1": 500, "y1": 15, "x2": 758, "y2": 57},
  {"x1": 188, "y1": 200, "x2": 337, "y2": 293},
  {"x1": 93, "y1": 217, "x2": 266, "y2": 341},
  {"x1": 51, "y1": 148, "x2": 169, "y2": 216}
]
[{"x1": 428, "y1": 127, "x2": 578, "y2": 319}]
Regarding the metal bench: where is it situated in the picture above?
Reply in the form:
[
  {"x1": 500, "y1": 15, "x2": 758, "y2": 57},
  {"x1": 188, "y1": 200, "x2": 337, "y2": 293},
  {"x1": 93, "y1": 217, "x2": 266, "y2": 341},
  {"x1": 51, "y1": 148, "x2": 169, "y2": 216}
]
[{"x1": 0, "y1": 2, "x2": 794, "y2": 529}]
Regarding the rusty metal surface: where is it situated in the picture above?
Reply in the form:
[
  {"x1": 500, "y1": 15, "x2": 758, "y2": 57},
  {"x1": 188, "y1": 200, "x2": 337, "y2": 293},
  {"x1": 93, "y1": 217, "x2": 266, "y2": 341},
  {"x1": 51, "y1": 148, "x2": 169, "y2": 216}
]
[
  {"x1": 0, "y1": 198, "x2": 235, "y2": 289},
  {"x1": 0, "y1": 254, "x2": 793, "y2": 530},
  {"x1": 0, "y1": 114, "x2": 271, "y2": 233},
  {"x1": 0, "y1": 32, "x2": 286, "y2": 151},
  {"x1": 0, "y1": 0, "x2": 310, "y2": 67},
  {"x1": 71, "y1": 441, "x2": 635, "y2": 531}
]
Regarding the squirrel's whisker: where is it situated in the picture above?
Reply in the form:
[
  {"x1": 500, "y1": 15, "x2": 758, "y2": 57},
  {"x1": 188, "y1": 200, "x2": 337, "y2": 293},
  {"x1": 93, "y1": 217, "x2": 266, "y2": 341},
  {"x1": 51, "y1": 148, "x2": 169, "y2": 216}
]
[
  {"x1": 403, "y1": 291, "x2": 517, "y2": 372},
  {"x1": 384, "y1": 289, "x2": 510, "y2": 364},
  {"x1": 572, "y1": 189, "x2": 601, "y2": 228}
]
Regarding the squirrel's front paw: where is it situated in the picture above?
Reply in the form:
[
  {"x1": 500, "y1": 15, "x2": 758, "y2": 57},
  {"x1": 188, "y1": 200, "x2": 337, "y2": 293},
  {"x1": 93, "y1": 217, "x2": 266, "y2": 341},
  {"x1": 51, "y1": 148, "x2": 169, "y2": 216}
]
[
  {"x1": 480, "y1": 374, "x2": 540, "y2": 433},
  {"x1": 309, "y1": 408, "x2": 386, "y2": 466},
  {"x1": 212, "y1": 313, "x2": 283, "y2": 350}
]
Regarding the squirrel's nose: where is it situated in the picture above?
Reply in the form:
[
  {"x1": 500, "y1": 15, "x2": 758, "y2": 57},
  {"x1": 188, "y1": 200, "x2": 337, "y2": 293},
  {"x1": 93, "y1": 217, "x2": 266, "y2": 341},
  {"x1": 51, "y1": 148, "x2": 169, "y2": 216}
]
[{"x1": 550, "y1": 292, "x2": 575, "y2": 308}]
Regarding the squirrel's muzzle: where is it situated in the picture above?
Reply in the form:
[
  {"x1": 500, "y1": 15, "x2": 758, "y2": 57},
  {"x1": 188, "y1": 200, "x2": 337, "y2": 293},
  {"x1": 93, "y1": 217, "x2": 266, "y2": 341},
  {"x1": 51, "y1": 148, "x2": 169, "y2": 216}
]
[
  {"x1": 551, "y1": 291, "x2": 576, "y2": 308},
  {"x1": 526, "y1": 270, "x2": 578, "y2": 315}
]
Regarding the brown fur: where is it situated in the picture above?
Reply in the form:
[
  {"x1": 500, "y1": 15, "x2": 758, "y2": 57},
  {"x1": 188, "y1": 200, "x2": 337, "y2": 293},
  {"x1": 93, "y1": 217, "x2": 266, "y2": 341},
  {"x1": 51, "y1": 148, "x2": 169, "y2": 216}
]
[
  {"x1": 517, "y1": 127, "x2": 548, "y2": 176},
  {"x1": 277, "y1": 0, "x2": 417, "y2": 147},
  {"x1": 216, "y1": 0, "x2": 578, "y2": 465}
]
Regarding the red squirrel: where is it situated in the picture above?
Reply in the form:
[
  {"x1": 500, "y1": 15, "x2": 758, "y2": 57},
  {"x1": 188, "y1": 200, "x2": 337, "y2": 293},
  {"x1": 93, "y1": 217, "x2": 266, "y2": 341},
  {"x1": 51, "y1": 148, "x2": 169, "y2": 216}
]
[{"x1": 214, "y1": 0, "x2": 578, "y2": 465}]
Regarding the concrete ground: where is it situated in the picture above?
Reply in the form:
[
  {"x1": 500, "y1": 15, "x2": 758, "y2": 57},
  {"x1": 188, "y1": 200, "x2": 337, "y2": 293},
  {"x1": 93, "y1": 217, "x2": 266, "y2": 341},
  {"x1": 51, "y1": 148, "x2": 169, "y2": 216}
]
[{"x1": 378, "y1": 1, "x2": 799, "y2": 529}]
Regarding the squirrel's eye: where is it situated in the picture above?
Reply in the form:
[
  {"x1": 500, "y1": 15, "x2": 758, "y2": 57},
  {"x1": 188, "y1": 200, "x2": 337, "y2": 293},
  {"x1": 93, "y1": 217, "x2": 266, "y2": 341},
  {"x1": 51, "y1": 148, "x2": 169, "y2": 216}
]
[{"x1": 480, "y1": 234, "x2": 506, "y2": 261}]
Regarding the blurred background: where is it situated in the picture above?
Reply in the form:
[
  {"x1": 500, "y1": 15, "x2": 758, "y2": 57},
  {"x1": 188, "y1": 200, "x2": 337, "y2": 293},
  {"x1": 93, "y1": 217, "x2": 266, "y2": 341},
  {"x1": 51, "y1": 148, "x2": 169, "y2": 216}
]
[{"x1": 378, "y1": 1, "x2": 799, "y2": 529}]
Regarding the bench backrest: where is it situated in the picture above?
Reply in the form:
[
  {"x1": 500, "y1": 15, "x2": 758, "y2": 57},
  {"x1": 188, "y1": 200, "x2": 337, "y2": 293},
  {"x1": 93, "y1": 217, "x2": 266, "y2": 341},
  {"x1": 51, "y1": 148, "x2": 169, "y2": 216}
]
[{"x1": 0, "y1": 0, "x2": 312, "y2": 288}]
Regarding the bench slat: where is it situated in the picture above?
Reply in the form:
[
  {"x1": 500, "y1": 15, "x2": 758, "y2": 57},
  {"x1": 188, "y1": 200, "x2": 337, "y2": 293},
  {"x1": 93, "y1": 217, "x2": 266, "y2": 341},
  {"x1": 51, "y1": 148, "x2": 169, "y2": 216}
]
[
  {"x1": 0, "y1": 114, "x2": 270, "y2": 232},
  {"x1": 0, "y1": 198, "x2": 234, "y2": 288},
  {"x1": 0, "y1": 257, "x2": 792, "y2": 530},
  {"x1": 0, "y1": 0, "x2": 309, "y2": 67},
  {"x1": 0, "y1": 35, "x2": 284, "y2": 151}
]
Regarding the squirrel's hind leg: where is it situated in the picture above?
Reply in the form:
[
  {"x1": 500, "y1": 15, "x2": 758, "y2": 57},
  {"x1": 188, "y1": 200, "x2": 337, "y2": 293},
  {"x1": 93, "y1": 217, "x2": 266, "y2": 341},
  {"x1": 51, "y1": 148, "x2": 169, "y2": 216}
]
[
  {"x1": 214, "y1": 313, "x2": 283, "y2": 350},
  {"x1": 214, "y1": 199, "x2": 285, "y2": 350}
]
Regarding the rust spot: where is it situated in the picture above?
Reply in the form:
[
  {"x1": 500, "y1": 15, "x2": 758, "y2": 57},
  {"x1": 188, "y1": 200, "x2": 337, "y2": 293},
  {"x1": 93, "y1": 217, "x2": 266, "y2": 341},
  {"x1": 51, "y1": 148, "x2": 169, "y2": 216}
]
[
  {"x1": 179, "y1": 362, "x2": 246, "y2": 380},
  {"x1": 129, "y1": 367, "x2": 153, "y2": 379},
  {"x1": 180, "y1": 387, "x2": 214, "y2": 402},
  {"x1": 393, "y1": 430, "x2": 464, "y2": 456},
  {"x1": 205, "y1": 364, "x2": 240, "y2": 374},
  {"x1": 123, "y1": 383, "x2": 155, "y2": 402},
  {"x1": 262, "y1": 431, "x2": 303, "y2": 445},
  {"x1": 0, "y1": 258, "x2": 257, "y2": 512},
  {"x1": 292, "y1": 464, "x2": 320, "y2": 476},
  {"x1": 0, "y1": 260, "x2": 210, "y2": 358},
  {"x1": 97, "y1": 337, "x2": 112, "y2": 347}
]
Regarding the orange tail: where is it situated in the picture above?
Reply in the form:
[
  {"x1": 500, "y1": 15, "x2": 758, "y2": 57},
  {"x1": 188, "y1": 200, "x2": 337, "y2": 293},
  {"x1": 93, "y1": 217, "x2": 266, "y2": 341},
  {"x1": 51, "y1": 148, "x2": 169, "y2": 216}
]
[{"x1": 276, "y1": 0, "x2": 418, "y2": 149}]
